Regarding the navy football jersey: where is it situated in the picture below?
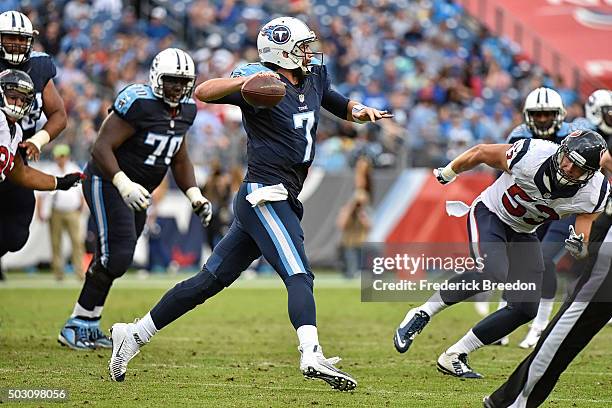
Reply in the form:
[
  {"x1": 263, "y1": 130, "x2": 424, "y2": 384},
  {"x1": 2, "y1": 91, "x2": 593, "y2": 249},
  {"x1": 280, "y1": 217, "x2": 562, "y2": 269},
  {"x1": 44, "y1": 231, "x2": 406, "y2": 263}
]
[
  {"x1": 506, "y1": 117, "x2": 595, "y2": 144},
  {"x1": 87, "y1": 84, "x2": 197, "y2": 192},
  {"x1": 209, "y1": 63, "x2": 348, "y2": 210},
  {"x1": 0, "y1": 51, "x2": 57, "y2": 139}
]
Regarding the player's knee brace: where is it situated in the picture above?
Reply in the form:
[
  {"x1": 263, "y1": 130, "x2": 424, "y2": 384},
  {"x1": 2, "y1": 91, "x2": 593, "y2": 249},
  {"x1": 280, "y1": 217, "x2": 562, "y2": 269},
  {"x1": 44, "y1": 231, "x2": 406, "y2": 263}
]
[
  {"x1": 85, "y1": 262, "x2": 115, "y2": 292},
  {"x1": 105, "y1": 246, "x2": 136, "y2": 279}
]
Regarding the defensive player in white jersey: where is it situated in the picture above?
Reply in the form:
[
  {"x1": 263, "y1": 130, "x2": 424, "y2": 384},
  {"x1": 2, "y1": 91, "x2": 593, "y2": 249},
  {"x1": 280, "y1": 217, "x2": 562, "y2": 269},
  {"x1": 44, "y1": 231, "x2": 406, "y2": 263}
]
[
  {"x1": 393, "y1": 129, "x2": 608, "y2": 378},
  {"x1": 0, "y1": 69, "x2": 82, "y2": 195}
]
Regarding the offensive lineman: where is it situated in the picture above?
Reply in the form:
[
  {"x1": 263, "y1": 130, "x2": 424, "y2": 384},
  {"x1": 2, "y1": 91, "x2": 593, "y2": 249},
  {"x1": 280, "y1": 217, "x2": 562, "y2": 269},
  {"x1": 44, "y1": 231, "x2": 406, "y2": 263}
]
[
  {"x1": 57, "y1": 48, "x2": 212, "y2": 350},
  {"x1": 393, "y1": 130, "x2": 608, "y2": 378}
]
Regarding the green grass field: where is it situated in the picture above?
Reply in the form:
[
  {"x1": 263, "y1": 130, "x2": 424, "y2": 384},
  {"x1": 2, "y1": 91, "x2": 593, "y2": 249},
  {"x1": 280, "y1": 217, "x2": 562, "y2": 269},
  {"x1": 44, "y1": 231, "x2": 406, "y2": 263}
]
[{"x1": 1, "y1": 272, "x2": 611, "y2": 407}]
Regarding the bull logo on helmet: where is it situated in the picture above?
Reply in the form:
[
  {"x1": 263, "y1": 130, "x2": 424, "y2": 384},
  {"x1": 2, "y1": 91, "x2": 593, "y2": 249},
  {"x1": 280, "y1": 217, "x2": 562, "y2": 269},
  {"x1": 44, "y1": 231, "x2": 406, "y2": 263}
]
[{"x1": 261, "y1": 25, "x2": 291, "y2": 45}]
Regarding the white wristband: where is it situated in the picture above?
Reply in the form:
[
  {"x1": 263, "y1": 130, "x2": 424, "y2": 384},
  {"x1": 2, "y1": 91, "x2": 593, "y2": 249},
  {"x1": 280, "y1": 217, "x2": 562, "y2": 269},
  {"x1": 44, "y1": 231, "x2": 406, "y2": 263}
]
[
  {"x1": 28, "y1": 129, "x2": 50, "y2": 151},
  {"x1": 186, "y1": 186, "x2": 204, "y2": 204},
  {"x1": 352, "y1": 104, "x2": 367, "y2": 124},
  {"x1": 112, "y1": 171, "x2": 131, "y2": 189},
  {"x1": 441, "y1": 163, "x2": 457, "y2": 180}
]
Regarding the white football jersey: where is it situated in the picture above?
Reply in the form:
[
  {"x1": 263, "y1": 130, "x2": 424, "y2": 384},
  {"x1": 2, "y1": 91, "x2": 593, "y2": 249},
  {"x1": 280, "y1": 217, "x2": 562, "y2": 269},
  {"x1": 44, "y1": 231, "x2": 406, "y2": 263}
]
[
  {"x1": 0, "y1": 112, "x2": 22, "y2": 182},
  {"x1": 480, "y1": 138, "x2": 609, "y2": 233}
]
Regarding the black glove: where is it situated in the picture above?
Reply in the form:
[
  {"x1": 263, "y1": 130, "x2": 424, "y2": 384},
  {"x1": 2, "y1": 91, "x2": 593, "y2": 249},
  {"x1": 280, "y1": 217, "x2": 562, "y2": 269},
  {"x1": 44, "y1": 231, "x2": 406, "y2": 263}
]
[
  {"x1": 193, "y1": 200, "x2": 212, "y2": 227},
  {"x1": 56, "y1": 172, "x2": 85, "y2": 190}
]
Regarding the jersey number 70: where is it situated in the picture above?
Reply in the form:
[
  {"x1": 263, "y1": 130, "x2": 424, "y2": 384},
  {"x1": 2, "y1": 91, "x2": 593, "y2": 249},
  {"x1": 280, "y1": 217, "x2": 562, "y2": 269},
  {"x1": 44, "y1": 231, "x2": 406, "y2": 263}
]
[
  {"x1": 502, "y1": 183, "x2": 559, "y2": 225},
  {"x1": 144, "y1": 133, "x2": 183, "y2": 166}
]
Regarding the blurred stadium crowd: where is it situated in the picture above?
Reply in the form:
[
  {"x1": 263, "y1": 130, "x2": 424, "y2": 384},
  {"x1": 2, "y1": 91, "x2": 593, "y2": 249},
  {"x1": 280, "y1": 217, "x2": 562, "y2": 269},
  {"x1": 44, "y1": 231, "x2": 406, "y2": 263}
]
[{"x1": 9, "y1": 0, "x2": 585, "y2": 170}]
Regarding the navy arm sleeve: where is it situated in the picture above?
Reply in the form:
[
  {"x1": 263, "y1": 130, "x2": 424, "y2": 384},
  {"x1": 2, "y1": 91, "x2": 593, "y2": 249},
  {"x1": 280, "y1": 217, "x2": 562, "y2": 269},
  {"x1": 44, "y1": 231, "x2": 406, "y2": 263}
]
[
  {"x1": 320, "y1": 65, "x2": 349, "y2": 120},
  {"x1": 206, "y1": 91, "x2": 250, "y2": 108}
]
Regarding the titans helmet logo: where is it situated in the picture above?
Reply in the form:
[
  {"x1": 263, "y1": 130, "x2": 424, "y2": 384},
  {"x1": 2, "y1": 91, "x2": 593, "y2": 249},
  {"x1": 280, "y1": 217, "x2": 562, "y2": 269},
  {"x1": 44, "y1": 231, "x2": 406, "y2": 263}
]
[{"x1": 261, "y1": 25, "x2": 291, "y2": 45}]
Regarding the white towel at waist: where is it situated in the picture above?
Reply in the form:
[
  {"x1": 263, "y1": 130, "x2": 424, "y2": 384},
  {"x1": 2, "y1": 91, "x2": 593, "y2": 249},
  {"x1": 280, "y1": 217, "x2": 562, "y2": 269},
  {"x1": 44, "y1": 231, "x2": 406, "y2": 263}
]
[{"x1": 246, "y1": 183, "x2": 288, "y2": 207}]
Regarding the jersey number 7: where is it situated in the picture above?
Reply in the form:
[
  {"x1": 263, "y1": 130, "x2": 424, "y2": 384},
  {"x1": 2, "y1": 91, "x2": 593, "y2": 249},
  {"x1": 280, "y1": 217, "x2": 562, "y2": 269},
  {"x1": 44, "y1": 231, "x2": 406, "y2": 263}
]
[{"x1": 293, "y1": 111, "x2": 314, "y2": 163}]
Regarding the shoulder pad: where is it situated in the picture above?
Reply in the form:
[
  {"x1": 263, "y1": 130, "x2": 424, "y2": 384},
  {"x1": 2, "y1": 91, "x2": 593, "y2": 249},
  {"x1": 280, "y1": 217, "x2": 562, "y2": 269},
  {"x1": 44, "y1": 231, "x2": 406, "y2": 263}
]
[
  {"x1": 569, "y1": 117, "x2": 595, "y2": 131},
  {"x1": 29, "y1": 51, "x2": 51, "y2": 59},
  {"x1": 506, "y1": 124, "x2": 532, "y2": 143},
  {"x1": 230, "y1": 63, "x2": 272, "y2": 78},
  {"x1": 114, "y1": 84, "x2": 156, "y2": 116}
]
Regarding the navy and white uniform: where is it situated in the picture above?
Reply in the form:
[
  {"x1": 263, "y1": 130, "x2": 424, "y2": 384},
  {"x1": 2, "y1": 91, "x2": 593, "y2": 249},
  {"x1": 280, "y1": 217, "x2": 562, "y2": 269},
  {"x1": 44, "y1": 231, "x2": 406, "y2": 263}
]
[
  {"x1": 77, "y1": 84, "x2": 196, "y2": 312},
  {"x1": 0, "y1": 51, "x2": 57, "y2": 256},
  {"x1": 506, "y1": 118, "x2": 599, "y2": 299},
  {"x1": 149, "y1": 63, "x2": 351, "y2": 331},
  {"x1": 202, "y1": 63, "x2": 347, "y2": 279},
  {"x1": 440, "y1": 139, "x2": 608, "y2": 345}
]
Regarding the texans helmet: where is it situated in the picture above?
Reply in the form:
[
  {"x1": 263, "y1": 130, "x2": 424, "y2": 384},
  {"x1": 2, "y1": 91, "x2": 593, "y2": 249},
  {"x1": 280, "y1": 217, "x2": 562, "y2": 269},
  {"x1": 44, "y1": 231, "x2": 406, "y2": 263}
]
[
  {"x1": 550, "y1": 129, "x2": 606, "y2": 187},
  {"x1": 0, "y1": 68, "x2": 35, "y2": 120}
]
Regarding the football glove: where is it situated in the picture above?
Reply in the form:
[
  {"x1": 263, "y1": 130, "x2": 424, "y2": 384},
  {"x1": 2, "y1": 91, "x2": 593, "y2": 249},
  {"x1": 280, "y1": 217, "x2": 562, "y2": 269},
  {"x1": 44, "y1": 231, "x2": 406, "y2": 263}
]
[
  {"x1": 112, "y1": 171, "x2": 151, "y2": 211},
  {"x1": 186, "y1": 186, "x2": 212, "y2": 227},
  {"x1": 55, "y1": 172, "x2": 85, "y2": 190},
  {"x1": 565, "y1": 225, "x2": 588, "y2": 259}
]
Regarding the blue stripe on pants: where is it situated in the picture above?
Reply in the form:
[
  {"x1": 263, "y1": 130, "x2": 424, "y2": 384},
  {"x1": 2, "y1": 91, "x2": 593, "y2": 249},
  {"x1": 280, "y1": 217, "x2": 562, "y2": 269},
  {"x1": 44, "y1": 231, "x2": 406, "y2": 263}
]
[
  {"x1": 248, "y1": 183, "x2": 301, "y2": 276},
  {"x1": 91, "y1": 175, "x2": 109, "y2": 267}
]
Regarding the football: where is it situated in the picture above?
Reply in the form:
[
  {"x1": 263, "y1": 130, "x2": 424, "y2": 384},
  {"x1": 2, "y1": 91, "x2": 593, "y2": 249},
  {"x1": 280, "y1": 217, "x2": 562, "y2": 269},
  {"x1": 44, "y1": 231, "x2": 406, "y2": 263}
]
[{"x1": 240, "y1": 74, "x2": 286, "y2": 108}]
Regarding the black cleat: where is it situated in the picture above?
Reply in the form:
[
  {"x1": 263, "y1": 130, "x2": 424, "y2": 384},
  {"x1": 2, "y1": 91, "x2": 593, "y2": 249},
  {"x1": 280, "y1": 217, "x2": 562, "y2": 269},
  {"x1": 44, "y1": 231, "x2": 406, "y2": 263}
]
[{"x1": 394, "y1": 309, "x2": 430, "y2": 353}]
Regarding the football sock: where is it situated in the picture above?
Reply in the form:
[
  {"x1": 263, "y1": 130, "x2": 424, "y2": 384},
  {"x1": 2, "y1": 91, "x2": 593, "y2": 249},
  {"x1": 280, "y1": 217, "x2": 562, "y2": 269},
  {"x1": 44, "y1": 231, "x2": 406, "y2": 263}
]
[
  {"x1": 497, "y1": 299, "x2": 508, "y2": 310},
  {"x1": 415, "y1": 292, "x2": 447, "y2": 320},
  {"x1": 134, "y1": 312, "x2": 157, "y2": 343},
  {"x1": 533, "y1": 298, "x2": 554, "y2": 329},
  {"x1": 447, "y1": 329, "x2": 484, "y2": 355},
  {"x1": 297, "y1": 325, "x2": 319, "y2": 353},
  {"x1": 71, "y1": 303, "x2": 103, "y2": 320}
]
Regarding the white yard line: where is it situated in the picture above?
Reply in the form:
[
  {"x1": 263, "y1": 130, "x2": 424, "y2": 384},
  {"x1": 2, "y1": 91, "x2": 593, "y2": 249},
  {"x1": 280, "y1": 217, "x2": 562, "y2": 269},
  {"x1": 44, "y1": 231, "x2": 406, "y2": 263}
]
[{"x1": 0, "y1": 275, "x2": 361, "y2": 290}]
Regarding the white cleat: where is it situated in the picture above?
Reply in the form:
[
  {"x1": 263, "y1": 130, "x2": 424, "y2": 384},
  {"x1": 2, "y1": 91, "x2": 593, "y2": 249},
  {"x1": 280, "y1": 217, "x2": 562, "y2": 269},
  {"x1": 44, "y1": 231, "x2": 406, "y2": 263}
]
[
  {"x1": 299, "y1": 345, "x2": 357, "y2": 391},
  {"x1": 437, "y1": 351, "x2": 483, "y2": 379},
  {"x1": 519, "y1": 325, "x2": 544, "y2": 349},
  {"x1": 108, "y1": 322, "x2": 145, "y2": 382}
]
